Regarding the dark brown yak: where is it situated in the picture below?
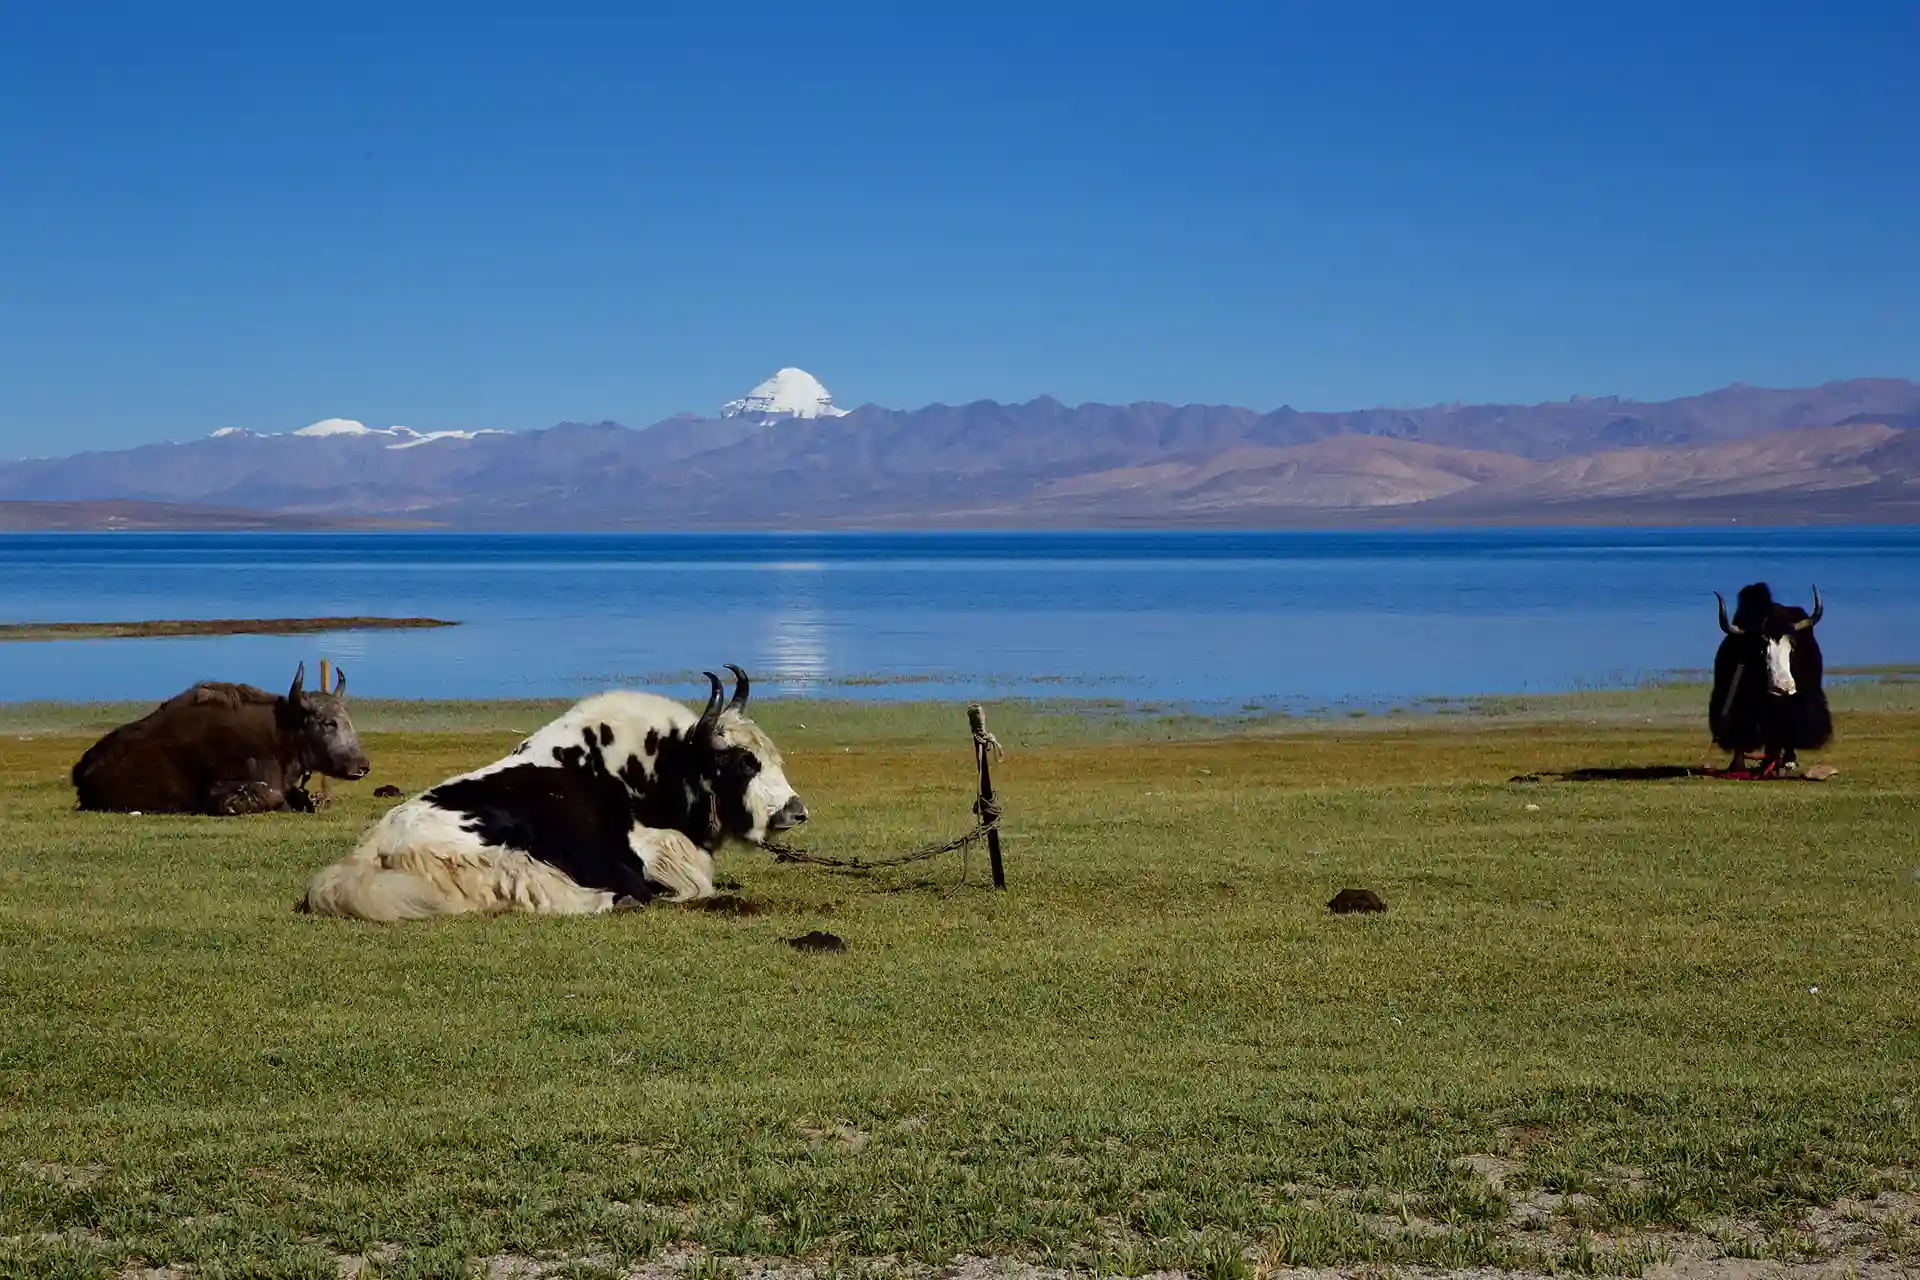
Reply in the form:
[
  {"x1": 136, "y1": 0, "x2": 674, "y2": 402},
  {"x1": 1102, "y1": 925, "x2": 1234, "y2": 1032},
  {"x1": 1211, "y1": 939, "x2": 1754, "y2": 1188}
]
[{"x1": 71, "y1": 663, "x2": 370, "y2": 815}]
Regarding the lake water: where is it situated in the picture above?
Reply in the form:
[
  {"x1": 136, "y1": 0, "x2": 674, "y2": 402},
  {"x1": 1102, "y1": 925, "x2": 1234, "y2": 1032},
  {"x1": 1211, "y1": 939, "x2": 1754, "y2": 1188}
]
[{"x1": 2, "y1": 529, "x2": 1915, "y2": 708}]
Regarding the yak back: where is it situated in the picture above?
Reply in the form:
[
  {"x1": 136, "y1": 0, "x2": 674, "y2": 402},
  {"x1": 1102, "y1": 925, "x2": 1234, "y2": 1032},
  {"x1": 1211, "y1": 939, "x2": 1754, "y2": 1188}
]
[
  {"x1": 162, "y1": 681, "x2": 282, "y2": 713},
  {"x1": 71, "y1": 681, "x2": 304, "y2": 812}
]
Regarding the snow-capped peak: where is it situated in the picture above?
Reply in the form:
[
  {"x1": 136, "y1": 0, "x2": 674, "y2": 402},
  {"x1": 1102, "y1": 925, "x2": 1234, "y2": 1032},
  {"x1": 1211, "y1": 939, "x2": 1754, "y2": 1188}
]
[
  {"x1": 721, "y1": 368, "x2": 848, "y2": 420},
  {"x1": 294, "y1": 417, "x2": 373, "y2": 437},
  {"x1": 209, "y1": 426, "x2": 250, "y2": 438}
]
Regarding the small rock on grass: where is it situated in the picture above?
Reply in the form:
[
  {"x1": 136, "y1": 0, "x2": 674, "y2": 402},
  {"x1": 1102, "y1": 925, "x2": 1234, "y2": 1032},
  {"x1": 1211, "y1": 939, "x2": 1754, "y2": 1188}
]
[
  {"x1": 1328, "y1": 887, "x2": 1387, "y2": 914},
  {"x1": 372, "y1": 784, "x2": 403, "y2": 798}
]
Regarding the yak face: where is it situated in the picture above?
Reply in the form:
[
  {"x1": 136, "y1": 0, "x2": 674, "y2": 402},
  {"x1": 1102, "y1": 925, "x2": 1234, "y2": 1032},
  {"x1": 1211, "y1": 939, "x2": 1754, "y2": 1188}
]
[
  {"x1": 696, "y1": 666, "x2": 806, "y2": 845},
  {"x1": 281, "y1": 662, "x2": 371, "y2": 780},
  {"x1": 1763, "y1": 635, "x2": 1797, "y2": 697},
  {"x1": 1716, "y1": 582, "x2": 1823, "y2": 700}
]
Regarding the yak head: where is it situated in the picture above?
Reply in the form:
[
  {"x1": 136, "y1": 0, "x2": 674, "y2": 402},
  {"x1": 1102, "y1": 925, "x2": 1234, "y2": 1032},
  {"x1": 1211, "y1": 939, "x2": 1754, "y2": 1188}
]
[
  {"x1": 1717, "y1": 582, "x2": 1822, "y2": 698},
  {"x1": 280, "y1": 662, "x2": 372, "y2": 780},
  {"x1": 688, "y1": 664, "x2": 806, "y2": 845}
]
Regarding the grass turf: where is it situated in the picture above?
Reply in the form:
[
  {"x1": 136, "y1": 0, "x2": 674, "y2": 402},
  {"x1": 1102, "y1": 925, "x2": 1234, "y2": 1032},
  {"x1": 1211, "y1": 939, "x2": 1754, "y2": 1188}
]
[
  {"x1": 0, "y1": 694, "x2": 1916, "y2": 1278},
  {"x1": 0, "y1": 618, "x2": 456, "y2": 644}
]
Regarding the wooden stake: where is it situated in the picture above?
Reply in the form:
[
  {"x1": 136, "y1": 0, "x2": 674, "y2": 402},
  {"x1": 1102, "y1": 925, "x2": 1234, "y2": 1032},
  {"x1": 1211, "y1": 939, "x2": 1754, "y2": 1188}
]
[
  {"x1": 968, "y1": 703, "x2": 1006, "y2": 889},
  {"x1": 316, "y1": 657, "x2": 332, "y2": 806}
]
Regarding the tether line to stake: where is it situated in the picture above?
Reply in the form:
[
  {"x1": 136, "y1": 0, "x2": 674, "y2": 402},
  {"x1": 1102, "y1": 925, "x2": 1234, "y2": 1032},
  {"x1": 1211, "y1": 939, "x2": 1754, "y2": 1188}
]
[{"x1": 762, "y1": 703, "x2": 1008, "y2": 889}]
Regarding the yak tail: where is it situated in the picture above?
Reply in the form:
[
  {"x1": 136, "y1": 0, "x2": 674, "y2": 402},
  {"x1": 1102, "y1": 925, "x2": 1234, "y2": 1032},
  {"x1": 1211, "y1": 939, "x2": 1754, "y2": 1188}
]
[
  {"x1": 631, "y1": 828, "x2": 716, "y2": 903},
  {"x1": 300, "y1": 849, "x2": 458, "y2": 923},
  {"x1": 300, "y1": 807, "x2": 482, "y2": 922}
]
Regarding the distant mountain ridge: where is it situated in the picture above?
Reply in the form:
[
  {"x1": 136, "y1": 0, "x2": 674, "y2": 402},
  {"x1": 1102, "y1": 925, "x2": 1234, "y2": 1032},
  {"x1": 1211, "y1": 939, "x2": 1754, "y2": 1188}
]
[{"x1": 2, "y1": 376, "x2": 1917, "y2": 529}]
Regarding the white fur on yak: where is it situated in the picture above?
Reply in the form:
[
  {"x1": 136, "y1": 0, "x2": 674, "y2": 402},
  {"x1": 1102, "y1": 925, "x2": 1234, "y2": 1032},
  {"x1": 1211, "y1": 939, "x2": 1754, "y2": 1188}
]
[{"x1": 301, "y1": 667, "x2": 805, "y2": 921}]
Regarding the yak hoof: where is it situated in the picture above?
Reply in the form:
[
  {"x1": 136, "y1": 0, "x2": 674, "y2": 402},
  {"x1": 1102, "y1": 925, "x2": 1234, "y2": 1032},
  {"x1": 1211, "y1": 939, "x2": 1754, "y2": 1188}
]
[
  {"x1": 216, "y1": 781, "x2": 283, "y2": 815},
  {"x1": 612, "y1": 895, "x2": 649, "y2": 912}
]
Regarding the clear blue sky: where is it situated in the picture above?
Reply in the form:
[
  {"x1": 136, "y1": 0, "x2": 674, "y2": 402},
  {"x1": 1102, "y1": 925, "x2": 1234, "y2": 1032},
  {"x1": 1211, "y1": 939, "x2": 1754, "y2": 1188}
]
[{"x1": 2, "y1": 1, "x2": 1915, "y2": 454}]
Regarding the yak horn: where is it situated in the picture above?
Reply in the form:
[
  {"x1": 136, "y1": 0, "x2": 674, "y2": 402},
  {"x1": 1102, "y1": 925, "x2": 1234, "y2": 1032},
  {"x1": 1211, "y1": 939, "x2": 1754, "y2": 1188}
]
[
  {"x1": 1794, "y1": 584, "x2": 1823, "y2": 632},
  {"x1": 694, "y1": 671, "x2": 726, "y2": 738},
  {"x1": 724, "y1": 663, "x2": 750, "y2": 713},
  {"x1": 289, "y1": 661, "x2": 307, "y2": 700},
  {"x1": 1714, "y1": 592, "x2": 1742, "y2": 636},
  {"x1": 332, "y1": 666, "x2": 347, "y2": 697}
]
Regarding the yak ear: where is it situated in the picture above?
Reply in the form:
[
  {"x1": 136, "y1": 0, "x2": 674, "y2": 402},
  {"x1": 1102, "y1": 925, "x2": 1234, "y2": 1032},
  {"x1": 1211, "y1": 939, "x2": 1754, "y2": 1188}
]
[{"x1": 288, "y1": 662, "x2": 307, "y2": 704}]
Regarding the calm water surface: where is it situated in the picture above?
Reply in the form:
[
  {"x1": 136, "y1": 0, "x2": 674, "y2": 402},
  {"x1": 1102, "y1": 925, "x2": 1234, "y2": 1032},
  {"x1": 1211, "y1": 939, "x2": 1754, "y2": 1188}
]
[{"x1": 2, "y1": 529, "x2": 1914, "y2": 707}]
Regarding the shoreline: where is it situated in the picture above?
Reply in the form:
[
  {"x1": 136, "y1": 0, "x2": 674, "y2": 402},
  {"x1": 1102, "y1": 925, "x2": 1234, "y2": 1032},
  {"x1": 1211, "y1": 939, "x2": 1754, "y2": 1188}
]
[
  {"x1": 4, "y1": 671, "x2": 1914, "y2": 738},
  {"x1": 0, "y1": 615, "x2": 458, "y2": 642}
]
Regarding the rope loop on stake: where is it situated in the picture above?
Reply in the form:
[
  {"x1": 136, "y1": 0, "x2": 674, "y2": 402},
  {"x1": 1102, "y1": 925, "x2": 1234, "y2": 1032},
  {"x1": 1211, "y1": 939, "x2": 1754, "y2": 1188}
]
[{"x1": 763, "y1": 708, "x2": 1008, "y2": 887}]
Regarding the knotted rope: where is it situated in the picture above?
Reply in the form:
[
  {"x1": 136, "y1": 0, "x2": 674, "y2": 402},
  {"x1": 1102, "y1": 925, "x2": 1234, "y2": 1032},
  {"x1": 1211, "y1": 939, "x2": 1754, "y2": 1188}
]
[
  {"x1": 761, "y1": 722, "x2": 1006, "y2": 882},
  {"x1": 762, "y1": 794, "x2": 1002, "y2": 873}
]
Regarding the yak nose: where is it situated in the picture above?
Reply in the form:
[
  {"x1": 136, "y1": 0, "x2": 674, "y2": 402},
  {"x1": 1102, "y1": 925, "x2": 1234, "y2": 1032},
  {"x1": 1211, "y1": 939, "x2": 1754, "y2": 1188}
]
[{"x1": 775, "y1": 796, "x2": 809, "y2": 827}]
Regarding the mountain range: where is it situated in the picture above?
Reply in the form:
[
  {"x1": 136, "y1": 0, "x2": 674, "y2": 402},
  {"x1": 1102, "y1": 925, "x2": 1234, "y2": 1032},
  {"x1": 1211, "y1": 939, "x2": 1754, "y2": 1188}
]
[{"x1": 3, "y1": 373, "x2": 1918, "y2": 530}]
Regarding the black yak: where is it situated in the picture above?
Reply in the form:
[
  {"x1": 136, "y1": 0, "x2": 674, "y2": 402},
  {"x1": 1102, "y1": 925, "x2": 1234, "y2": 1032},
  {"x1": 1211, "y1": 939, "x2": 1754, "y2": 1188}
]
[
  {"x1": 72, "y1": 663, "x2": 370, "y2": 814},
  {"x1": 1709, "y1": 583, "x2": 1831, "y2": 775}
]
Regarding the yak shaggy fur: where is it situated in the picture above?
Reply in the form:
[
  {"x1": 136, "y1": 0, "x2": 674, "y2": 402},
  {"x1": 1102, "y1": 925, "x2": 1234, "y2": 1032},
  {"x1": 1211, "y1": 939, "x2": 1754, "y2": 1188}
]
[
  {"x1": 1709, "y1": 582, "x2": 1833, "y2": 764},
  {"x1": 301, "y1": 677, "x2": 804, "y2": 922},
  {"x1": 71, "y1": 665, "x2": 369, "y2": 815}
]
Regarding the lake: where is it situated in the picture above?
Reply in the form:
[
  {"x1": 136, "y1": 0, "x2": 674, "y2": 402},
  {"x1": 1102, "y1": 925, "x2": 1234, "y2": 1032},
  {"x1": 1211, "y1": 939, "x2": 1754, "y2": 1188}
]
[{"x1": 2, "y1": 528, "x2": 1915, "y2": 708}]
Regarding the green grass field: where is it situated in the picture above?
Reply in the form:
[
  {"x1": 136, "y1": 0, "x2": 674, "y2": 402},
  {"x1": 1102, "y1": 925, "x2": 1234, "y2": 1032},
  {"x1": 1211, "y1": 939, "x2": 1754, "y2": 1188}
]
[{"x1": 1, "y1": 689, "x2": 1916, "y2": 1279}]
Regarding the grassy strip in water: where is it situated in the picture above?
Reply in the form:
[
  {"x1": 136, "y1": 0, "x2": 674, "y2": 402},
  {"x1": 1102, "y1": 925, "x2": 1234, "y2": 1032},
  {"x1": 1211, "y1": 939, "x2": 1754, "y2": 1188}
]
[
  {"x1": 0, "y1": 697, "x2": 1916, "y2": 1276},
  {"x1": 0, "y1": 616, "x2": 457, "y2": 643}
]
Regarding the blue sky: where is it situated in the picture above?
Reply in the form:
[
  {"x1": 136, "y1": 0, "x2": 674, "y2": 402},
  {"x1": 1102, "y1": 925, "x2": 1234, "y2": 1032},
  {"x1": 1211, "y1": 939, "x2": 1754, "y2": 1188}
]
[{"x1": 2, "y1": 2, "x2": 1915, "y2": 454}]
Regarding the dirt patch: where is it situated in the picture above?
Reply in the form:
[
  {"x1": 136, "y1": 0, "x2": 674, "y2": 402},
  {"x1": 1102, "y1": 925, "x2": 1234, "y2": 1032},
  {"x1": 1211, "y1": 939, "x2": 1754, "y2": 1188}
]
[
  {"x1": 1328, "y1": 888, "x2": 1386, "y2": 914},
  {"x1": 787, "y1": 930, "x2": 846, "y2": 952},
  {"x1": 691, "y1": 894, "x2": 764, "y2": 917},
  {"x1": 89, "y1": 1182, "x2": 1919, "y2": 1280},
  {"x1": 18, "y1": 1160, "x2": 106, "y2": 1189},
  {"x1": 795, "y1": 1120, "x2": 869, "y2": 1151},
  {"x1": 1494, "y1": 1124, "x2": 1551, "y2": 1154},
  {"x1": 1453, "y1": 1153, "x2": 1523, "y2": 1189}
]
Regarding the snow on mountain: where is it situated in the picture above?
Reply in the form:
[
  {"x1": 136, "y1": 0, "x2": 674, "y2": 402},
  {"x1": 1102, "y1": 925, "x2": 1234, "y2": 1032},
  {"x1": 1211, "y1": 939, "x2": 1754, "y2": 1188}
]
[
  {"x1": 293, "y1": 417, "x2": 373, "y2": 437},
  {"x1": 206, "y1": 420, "x2": 503, "y2": 448},
  {"x1": 385, "y1": 429, "x2": 504, "y2": 449},
  {"x1": 721, "y1": 368, "x2": 848, "y2": 419}
]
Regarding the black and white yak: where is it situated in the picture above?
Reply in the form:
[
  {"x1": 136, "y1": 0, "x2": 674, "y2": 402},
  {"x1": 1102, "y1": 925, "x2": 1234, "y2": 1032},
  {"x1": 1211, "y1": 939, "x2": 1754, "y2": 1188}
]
[
  {"x1": 73, "y1": 664, "x2": 369, "y2": 814},
  {"x1": 300, "y1": 666, "x2": 806, "y2": 921},
  {"x1": 1709, "y1": 582, "x2": 1832, "y2": 775}
]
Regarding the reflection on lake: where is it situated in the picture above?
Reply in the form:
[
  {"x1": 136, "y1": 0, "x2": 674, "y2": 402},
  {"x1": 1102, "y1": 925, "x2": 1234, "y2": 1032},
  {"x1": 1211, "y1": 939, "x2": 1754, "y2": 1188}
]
[{"x1": 1, "y1": 528, "x2": 1915, "y2": 707}]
